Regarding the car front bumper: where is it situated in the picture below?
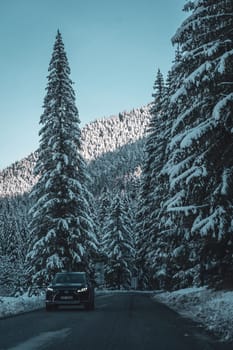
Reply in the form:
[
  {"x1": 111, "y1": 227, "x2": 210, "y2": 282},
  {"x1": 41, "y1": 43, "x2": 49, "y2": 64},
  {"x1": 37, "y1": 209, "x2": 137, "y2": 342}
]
[{"x1": 46, "y1": 289, "x2": 91, "y2": 306}]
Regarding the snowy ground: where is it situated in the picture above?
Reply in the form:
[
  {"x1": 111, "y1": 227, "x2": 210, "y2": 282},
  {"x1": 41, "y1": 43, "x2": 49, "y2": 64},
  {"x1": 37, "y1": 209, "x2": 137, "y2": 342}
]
[
  {"x1": 1, "y1": 287, "x2": 233, "y2": 344},
  {"x1": 0, "y1": 294, "x2": 44, "y2": 318},
  {"x1": 153, "y1": 286, "x2": 233, "y2": 343}
]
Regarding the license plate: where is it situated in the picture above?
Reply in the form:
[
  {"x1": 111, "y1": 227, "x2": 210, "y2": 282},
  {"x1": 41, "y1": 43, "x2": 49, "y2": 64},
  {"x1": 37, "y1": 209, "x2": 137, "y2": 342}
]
[{"x1": 60, "y1": 296, "x2": 73, "y2": 300}]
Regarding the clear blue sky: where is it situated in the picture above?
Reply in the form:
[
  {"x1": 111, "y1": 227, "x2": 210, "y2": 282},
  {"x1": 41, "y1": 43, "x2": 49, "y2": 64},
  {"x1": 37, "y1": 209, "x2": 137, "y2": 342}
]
[{"x1": 0, "y1": 0, "x2": 187, "y2": 170}]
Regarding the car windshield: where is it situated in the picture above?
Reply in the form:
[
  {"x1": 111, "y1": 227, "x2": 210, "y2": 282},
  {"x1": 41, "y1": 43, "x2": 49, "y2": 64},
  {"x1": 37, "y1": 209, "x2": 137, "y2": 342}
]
[{"x1": 53, "y1": 273, "x2": 85, "y2": 284}]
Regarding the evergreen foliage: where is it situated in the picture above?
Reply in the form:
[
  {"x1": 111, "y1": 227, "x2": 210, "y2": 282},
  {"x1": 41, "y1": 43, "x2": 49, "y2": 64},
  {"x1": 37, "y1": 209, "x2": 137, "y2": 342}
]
[
  {"x1": 136, "y1": 0, "x2": 233, "y2": 290},
  {"x1": 102, "y1": 194, "x2": 135, "y2": 288},
  {"x1": 136, "y1": 69, "x2": 170, "y2": 289},
  {"x1": 26, "y1": 31, "x2": 98, "y2": 291},
  {"x1": 163, "y1": 0, "x2": 233, "y2": 289}
]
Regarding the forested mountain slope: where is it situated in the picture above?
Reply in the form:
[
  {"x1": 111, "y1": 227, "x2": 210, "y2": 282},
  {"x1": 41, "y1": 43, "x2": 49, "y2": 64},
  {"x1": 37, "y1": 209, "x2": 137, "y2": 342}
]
[
  {"x1": 0, "y1": 104, "x2": 151, "y2": 199},
  {"x1": 0, "y1": 154, "x2": 38, "y2": 197},
  {"x1": 82, "y1": 106, "x2": 151, "y2": 160}
]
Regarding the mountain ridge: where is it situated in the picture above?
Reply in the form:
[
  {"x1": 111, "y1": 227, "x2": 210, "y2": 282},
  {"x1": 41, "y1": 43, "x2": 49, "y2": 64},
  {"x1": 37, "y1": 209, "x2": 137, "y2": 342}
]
[{"x1": 0, "y1": 104, "x2": 152, "y2": 198}]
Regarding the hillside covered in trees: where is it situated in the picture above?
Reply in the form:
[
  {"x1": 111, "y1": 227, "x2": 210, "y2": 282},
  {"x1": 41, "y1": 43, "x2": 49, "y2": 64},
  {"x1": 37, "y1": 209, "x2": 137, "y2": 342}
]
[{"x1": 0, "y1": 105, "x2": 151, "y2": 198}]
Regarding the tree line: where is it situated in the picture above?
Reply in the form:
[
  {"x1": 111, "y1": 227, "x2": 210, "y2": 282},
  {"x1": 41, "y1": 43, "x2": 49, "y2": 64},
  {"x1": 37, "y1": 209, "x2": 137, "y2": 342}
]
[{"x1": 136, "y1": 0, "x2": 233, "y2": 290}]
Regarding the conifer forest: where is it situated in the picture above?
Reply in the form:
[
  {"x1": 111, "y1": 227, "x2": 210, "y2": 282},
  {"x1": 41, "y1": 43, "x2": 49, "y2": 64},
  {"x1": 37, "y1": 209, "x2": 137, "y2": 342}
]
[{"x1": 0, "y1": 0, "x2": 233, "y2": 296}]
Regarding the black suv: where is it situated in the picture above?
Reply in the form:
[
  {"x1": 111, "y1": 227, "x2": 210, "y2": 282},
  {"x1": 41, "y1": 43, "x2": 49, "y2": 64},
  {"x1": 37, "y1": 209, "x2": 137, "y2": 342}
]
[{"x1": 45, "y1": 272, "x2": 95, "y2": 311}]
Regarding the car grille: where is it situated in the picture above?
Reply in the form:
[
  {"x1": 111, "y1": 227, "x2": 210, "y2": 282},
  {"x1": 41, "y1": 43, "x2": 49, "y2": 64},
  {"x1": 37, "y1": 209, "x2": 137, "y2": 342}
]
[
  {"x1": 51, "y1": 289, "x2": 89, "y2": 302},
  {"x1": 56, "y1": 290, "x2": 75, "y2": 300}
]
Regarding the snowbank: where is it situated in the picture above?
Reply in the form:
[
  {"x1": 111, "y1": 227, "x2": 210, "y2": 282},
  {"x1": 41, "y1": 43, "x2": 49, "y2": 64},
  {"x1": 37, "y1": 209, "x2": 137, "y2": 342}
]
[
  {"x1": 0, "y1": 294, "x2": 44, "y2": 318},
  {"x1": 153, "y1": 287, "x2": 233, "y2": 342}
]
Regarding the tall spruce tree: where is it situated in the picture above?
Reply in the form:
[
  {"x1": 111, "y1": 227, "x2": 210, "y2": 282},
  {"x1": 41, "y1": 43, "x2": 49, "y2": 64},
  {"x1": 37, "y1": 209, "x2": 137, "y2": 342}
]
[
  {"x1": 136, "y1": 69, "x2": 167, "y2": 289},
  {"x1": 27, "y1": 31, "x2": 98, "y2": 291},
  {"x1": 162, "y1": 0, "x2": 233, "y2": 288}
]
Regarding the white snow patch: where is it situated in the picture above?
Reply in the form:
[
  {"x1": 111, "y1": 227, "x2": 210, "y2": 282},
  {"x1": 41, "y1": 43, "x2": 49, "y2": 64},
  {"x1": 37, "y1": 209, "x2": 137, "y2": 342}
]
[
  {"x1": 153, "y1": 287, "x2": 233, "y2": 342},
  {"x1": 0, "y1": 294, "x2": 44, "y2": 319},
  {"x1": 180, "y1": 119, "x2": 213, "y2": 149},
  {"x1": 217, "y1": 49, "x2": 233, "y2": 74},
  {"x1": 212, "y1": 93, "x2": 233, "y2": 122}
]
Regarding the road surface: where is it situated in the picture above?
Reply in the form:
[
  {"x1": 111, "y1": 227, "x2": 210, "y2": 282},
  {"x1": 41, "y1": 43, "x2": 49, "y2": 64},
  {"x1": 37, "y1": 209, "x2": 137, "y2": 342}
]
[{"x1": 0, "y1": 292, "x2": 231, "y2": 350}]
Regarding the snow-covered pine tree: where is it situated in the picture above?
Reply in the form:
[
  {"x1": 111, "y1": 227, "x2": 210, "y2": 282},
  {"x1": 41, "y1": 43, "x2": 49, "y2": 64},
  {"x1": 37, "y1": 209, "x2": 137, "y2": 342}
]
[
  {"x1": 152, "y1": 69, "x2": 164, "y2": 100},
  {"x1": 103, "y1": 194, "x2": 135, "y2": 289},
  {"x1": 97, "y1": 186, "x2": 111, "y2": 259},
  {"x1": 121, "y1": 192, "x2": 137, "y2": 278},
  {"x1": 26, "y1": 31, "x2": 98, "y2": 291},
  {"x1": 136, "y1": 69, "x2": 168, "y2": 289},
  {"x1": 163, "y1": 0, "x2": 233, "y2": 288},
  {"x1": 98, "y1": 187, "x2": 111, "y2": 232}
]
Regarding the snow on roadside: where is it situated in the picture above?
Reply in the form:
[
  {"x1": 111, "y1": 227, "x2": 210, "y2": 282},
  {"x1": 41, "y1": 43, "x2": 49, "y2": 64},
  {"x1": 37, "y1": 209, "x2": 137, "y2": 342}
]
[
  {"x1": 153, "y1": 287, "x2": 233, "y2": 342},
  {"x1": 0, "y1": 294, "x2": 44, "y2": 319}
]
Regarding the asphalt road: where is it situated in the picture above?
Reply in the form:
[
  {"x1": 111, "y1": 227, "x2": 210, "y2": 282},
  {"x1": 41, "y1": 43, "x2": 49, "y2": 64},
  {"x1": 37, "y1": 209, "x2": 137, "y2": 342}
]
[{"x1": 0, "y1": 292, "x2": 232, "y2": 350}]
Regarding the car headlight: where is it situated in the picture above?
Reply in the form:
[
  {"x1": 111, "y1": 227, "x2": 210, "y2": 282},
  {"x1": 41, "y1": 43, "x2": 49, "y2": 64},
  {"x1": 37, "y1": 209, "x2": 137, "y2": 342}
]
[
  {"x1": 77, "y1": 287, "x2": 88, "y2": 293},
  {"x1": 47, "y1": 287, "x2": 54, "y2": 292}
]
